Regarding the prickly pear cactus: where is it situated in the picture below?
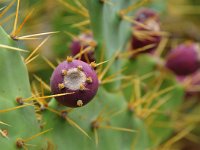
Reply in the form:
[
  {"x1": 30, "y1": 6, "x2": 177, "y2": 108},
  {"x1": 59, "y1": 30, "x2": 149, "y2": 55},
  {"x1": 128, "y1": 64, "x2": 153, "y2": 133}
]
[
  {"x1": 1, "y1": 0, "x2": 199, "y2": 150},
  {"x1": 0, "y1": 27, "x2": 46, "y2": 149}
]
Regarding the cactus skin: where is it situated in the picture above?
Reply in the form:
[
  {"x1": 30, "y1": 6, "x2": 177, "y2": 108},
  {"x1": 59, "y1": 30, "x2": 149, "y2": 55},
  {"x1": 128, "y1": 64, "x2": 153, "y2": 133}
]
[
  {"x1": 50, "y1": 59, "x2": 99, "y2": 107},
  {"x1": 0, "y1": 27, "x2": 46, "y2": 150},
  {"x1": 70, "y1": 32, "x2": 95, "y2": 63},
  {"x1": 166, "y1": 42, "x2": 200, "y2": 76}
]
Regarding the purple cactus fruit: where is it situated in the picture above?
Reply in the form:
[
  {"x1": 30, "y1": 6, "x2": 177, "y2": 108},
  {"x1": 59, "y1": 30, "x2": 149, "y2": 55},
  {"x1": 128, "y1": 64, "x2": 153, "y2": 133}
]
[
  {"x1": 166, "y1": 42, "x2": 200, "y2": 76},
  {"x1": 50, "y1": 57, "x2": 99, "y2": 108},
  {"x1": 130, "y1": 8, "x2": 161, "y2": 57},
  {"x1": 70, "y1": 32, "x2": 96, "y2": 63}
]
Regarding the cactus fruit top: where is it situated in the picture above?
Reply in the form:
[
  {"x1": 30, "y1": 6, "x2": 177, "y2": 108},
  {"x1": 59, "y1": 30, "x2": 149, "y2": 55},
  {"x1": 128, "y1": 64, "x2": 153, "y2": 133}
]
[
  {"x1": 130, "y1": 8, "x2": 161, "y2": 57},
  {"x1": 50, "y1": 57, "x2": 99, "y2": 107},
  {"x1": 70, "y1": 32, "x2": 96, "y2": 63},
  {"x1": 166, "y1": 42, "x2": 200, "y2": 76}
]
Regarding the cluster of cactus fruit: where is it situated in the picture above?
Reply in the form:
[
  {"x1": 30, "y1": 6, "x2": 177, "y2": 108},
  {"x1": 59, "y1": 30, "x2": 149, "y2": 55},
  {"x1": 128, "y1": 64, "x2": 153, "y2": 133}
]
[{"x1": 0, "y1": 0, "x2": 200, "y2": 150}]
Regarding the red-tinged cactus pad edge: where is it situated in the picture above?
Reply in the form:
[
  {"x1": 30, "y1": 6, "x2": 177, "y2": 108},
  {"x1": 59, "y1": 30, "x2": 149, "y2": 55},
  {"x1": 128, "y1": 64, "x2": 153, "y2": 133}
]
[
  {"x1": 166, "y1": 42, "x2": 200, "y2": 76},
  {"x1": 50, "y1": 58, "x2": 99, "y2": 107}
]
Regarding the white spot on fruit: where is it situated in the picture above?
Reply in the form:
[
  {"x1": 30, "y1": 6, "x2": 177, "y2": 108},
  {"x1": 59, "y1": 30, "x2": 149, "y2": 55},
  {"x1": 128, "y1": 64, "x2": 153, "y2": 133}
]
[{"x1": 64, "y1": 68, "x2": 86, "y2": 90}]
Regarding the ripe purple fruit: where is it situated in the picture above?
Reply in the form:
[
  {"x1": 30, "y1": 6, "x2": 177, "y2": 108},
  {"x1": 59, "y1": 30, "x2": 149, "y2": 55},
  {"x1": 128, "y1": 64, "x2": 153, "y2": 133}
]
[
  {"x1": 130, "y1": 8, "x2": 161, "y2": 57},
  {"x1": 50, "y1": 57, "x2": 99, "y2": 107},
  {"x1": 166, "y1": 42, "x2": 200, "y2": 76},
  {"x1": 70, "y1": 32, "x2": 96, "y2": 63}
]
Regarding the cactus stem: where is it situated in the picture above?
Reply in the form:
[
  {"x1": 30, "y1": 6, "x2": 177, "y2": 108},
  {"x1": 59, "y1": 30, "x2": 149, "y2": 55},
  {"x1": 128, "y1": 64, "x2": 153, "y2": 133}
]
[
  {"x1": 0, "y1": 0, "x2": 15, "y2": 19},
  {"x1": 0, "y1": 104, "x2": 33, "y2": 113},
  {"x1": 66, "y1": 56, "x2": 73, "y2": 62},
  {"x1": 11, "y1": 0, "x2": 20, "y2": 37},
  {"x1": 61, "y1": 69, "x2": 68, "y2": 76},
  {"x1": 0, "y1": 44, "x2": 28, "y2": 52},
  {"x1": 25, "y1": 36, "x2": 50, "y2": 63},
  {"x1": 33, "y1": 74, "x2": 51, "y2": 91},
  {"x1": 77, "y1": 100, "x2": 83, "y2": 107}
]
